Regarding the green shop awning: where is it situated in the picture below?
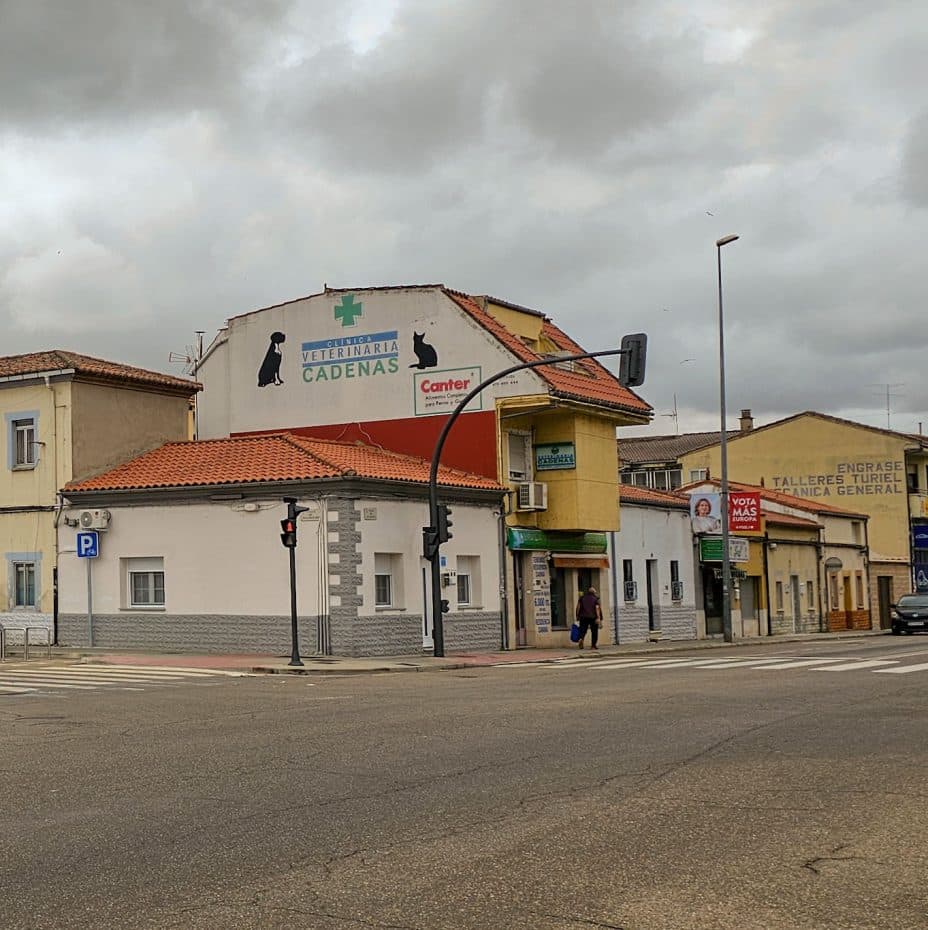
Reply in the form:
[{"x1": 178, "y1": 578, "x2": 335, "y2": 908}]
[{"x1": 507, "y1": 528, "x2": 608, "y2": 554}]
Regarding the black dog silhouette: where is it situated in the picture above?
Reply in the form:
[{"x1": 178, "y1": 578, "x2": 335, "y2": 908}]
[
  {"x1": 409, "y1": 331, "x2": 438, "y2": 369},
  {"x1": 258, "y1": 332, "x2": 286, "y2": 386}
]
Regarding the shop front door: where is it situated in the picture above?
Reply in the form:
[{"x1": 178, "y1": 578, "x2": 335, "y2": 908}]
[{"x1": 704, "y1": 568, "x2": 723, "y2": 635}]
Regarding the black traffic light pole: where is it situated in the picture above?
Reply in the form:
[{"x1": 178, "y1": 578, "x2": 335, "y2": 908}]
[
  {"x1": 426, "y1": 335, "x2": 646, "y2": 657},
  {"x1": 282, "y1": 497, "x2": 309, "y2": 666}
]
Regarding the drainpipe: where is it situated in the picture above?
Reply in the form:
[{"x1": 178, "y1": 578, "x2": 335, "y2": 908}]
[
  {"x1": 609, "y1": 530, "x2": 620, "y2": 644},
  {"x1": 762, "y1": 528, "x2": 772, "y2": 636},
  {"x1": 316, "y1": 497, "x2": 331, "y2": 655},
  {"x1": 815, "y1": 529, "x2": 824, "y2": 633},
  {"x1": 497, "y1": 509, "x2": 509, "y2": 650}
]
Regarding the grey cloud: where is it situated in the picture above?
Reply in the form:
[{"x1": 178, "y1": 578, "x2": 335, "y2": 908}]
[
  {"x1": 900, "y1": 110, "x2": 928, "y2": 206},
  {"x1": 272, "y1": 0, "x2": 711, "y2": 173},
  {"x1": 0, "y1": 0, "x2": 296, "y2": 126},
  {"x1": 2, "y1": 0, "x2": 927, "y2": 437}
]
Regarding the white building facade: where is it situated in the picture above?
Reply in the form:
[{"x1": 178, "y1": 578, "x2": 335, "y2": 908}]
[
  {"x1": 58, "y1": 435, "x2": 504, "y2": 656},
  {"x1": 611, "y1": 486, "x2": 698, "y2": 642}
]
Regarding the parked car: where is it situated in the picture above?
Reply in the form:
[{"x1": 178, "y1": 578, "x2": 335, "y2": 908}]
[{"x1": 890, "y1": 594, "x2": 928, "y2": 634}]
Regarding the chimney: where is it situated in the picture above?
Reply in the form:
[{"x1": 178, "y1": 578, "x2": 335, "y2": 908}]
[{"x1": 739, "y1": 408, "x2": 754, "y2": 432}]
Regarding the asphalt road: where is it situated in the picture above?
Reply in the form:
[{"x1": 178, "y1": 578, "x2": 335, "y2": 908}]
[{"x1": 2, "y1": 638, "x2": 927, "y2": 930}]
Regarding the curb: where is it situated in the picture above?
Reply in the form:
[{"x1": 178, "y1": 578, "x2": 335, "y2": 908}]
[{"x1": 247, "y1": 630, "x2": 889, "y2": 676}]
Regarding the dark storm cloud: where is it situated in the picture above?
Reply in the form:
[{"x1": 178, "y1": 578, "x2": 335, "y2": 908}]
[
  {"x1": 1, "y1": 0, "x2": 926, "y2": 434},
  {"x1": 273, "y1": 0, "x2": 709, "y2": 173},
  {"x1": 0, "y1": 0, "x2": 294, "y2": 125}
]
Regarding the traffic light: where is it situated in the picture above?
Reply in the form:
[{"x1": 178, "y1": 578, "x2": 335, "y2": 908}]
[
  {"x1": 280, "y1": 497, "x2": 309, "y2": 548},
  {"x1": 618, "y1": 332, "x2": 648, "y2": 387},
  {"x1": 422, "y1": 525, "x2": 439, "y2": 560},
  {"x1": 280, "y1": 518, "x2": 297, "y2": 548},
  {"x1": 437, "y1": 503, "x2": 454, "y2": 544}
]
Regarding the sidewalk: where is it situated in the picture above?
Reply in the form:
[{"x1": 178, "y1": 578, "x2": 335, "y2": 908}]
[{"x1": 31, "y1": 629, "x2": 889, "y2": 676}]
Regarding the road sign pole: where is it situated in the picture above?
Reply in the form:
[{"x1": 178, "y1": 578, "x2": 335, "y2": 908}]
[
  {"x1": 289, "y1": 544, "x2": 303, "y2": 667},
  {"x1": 87, "y1": 557, "x2": 94, "y2": 648}
]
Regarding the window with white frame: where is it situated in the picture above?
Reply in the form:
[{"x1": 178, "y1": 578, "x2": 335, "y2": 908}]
[
  {"x1": 374, "y1": 553, "x2": 403, "y2": 608},
  {"x1": 456, "y1": 555, "x2": 480, "y2": 606},
  {"x1": 12, "y1": 417, "x2": 37, "y2": 468},
  {"x1": 689, "y1": 468, "x2": 708, "y2": 482},
  {"x1": 13, "y1": 561, "x2": 37, "y2": 607},
  {"x1": 124, "y1": 557, "x2": 165, "y2": 608},
  {"x1": 623, "y1": 559, "x2": 637, "y2": 602},
  {"x1": 507, "y1": 431, "x2": 532, "y2": 481}
]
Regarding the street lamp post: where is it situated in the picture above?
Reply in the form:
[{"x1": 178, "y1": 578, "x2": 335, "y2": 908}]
[{"x1": 716, "y1": 234, "x2": 739, "y2": 644}]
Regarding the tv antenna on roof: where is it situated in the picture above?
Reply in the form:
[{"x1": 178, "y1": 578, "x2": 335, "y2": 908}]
[
  {"x1": 868, "y1": 382, "x2": 905, "y2": 429},
  {"x1": 661, "y1": 393, "x2": 680, "y2": 434},
  {"x1": 169, "y1": 332, "x2": 206, "y2": 377},
  {"x1": 169, "y1": 332, "x2": 206, "y2": 441}
]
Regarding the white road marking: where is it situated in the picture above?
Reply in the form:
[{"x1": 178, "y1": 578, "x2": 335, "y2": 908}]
[
  {"x1": 687, "y1": 658, "x2": 803, "y2": 668},
  {"x1": 873, "y1": 661, "x2": 928, "y2": 674},
  {"x1": 815, "y1": 659, "x2": 899, "y2": 672},
  {"x1": 84, "y1": 664, "x2": 252, "y2": 676},
  {"x1": 0, "y1": 678, "x2": 97, "y2": 690},
  {"x1": 2, "y1": 670, "x2": 185, "y2": 684},
  {"x1": 752, "y1": 659, "x2": 846, "y2": 670}
]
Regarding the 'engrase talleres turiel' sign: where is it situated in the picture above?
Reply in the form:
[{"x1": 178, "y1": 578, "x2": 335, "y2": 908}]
[{"x1": 772, "y1": 459, "x2": 905, "y2": 498}]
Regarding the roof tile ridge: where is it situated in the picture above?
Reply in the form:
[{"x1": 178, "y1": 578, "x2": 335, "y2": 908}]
[{"x1": 278, "y1": 433, "x2": 348, "y2": 475}]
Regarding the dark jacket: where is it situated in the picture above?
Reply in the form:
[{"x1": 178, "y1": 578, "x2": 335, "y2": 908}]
[{"x1": 577, "y1": 593, "x2": 601, "y2": 620}]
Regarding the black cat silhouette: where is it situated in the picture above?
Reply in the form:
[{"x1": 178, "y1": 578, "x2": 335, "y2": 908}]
[
  {"x1": 409, "y1": 331, "x2": 438, "y2": 369},
  {"x1": 258, "y1": 331, "x2": 286, "y2": 387}
]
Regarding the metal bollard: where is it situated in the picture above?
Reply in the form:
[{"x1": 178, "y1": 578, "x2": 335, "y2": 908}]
[{"x1": 0, "y1": 627, "x2": 5, "y2": 661}]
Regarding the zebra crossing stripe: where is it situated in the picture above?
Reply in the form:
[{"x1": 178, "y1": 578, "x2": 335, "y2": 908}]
[
  {"x1": 815, "y1": 659, "x2": 899, "y2": 672},
  {"x1": 2, "y1": 670, "x2": 182, "y2": 684},
  {"x1": 680, "y1": 656, "x2": 804, "y2": 668},
  {"x1": 0, "y1": 678, "x2": 97, "y2": 690},
  {"x1": 754, "y1": 658, "x2": 845, "y2": 670},
  {"x1": 873, "y1": 661, "x2": 928, "y2": 674},
  {"x1": 84, "y1": 664, "x2": 247, "y2": 676},
  {"x1": 597, "y1": 658, "x2": 697, "y2": 669}
]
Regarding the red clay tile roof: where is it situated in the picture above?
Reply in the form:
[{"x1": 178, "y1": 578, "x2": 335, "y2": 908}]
[
  {"x1": 618, "y1": 485, "x2": 689, "y2": 509},
  {"x1": 65, "y1": 434, "x2": 504, "y2": 493},
  {"x1": 619, "y1": 431, "x2": 739, "y2": 465},
  {"x1": 0, "y1": 350, "x2": 198, "y2": 394},
  {"x1": 680, "y1": 479, "x2": 868, "y2": 519},
  {"x1": 443, "y1": 289, "x2": 652, "y2": 418}
]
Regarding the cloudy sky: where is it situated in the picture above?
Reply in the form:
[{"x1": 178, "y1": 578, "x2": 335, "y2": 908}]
[{"x1": 2, "y1": 0, "x2": 926, "y2": 436}]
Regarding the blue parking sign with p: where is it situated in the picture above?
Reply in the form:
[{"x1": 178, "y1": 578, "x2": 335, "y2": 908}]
[{"x1": 77, "y1": 531, "x2": 99, "y2": 559}]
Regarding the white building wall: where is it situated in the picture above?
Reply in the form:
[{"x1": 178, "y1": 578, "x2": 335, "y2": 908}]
[
  {"x1": 197, "y1": 287, "x2": 540, "y2": 439},
  {"x1": 58, "y1": 499, "x2": 320, "y2": 618},
  {"x1": 611, "y1": 504, "x2": 697, "y2": 642},
  {"x1": 57, "y1": 493, "x2": 502, "y2": 656}
]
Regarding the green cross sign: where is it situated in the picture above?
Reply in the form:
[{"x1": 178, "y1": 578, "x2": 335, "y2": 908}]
[{"x1": 334, "y1": 294, "x2": 363, "y2": 327}]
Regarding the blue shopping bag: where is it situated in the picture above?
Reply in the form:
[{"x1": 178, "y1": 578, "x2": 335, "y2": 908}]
[{"x1": 569, "y1": 622, "x2": 581, "y2": 643}]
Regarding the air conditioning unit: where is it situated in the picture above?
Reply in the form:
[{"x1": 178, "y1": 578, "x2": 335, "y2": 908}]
[
  {"x1": 79, "y1": 509, "x2": 112, "y2": 531},
  {"x1": 440, "y1": 570, "x2": 458, "y2": 588},
  {"x1": 516, "y1": 481, "x2": 548, "y2": 511}
]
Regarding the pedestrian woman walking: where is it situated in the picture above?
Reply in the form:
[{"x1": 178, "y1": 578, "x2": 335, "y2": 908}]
[{"x1": 576, "y1": 586, "x2": 603, "y2": 650}]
